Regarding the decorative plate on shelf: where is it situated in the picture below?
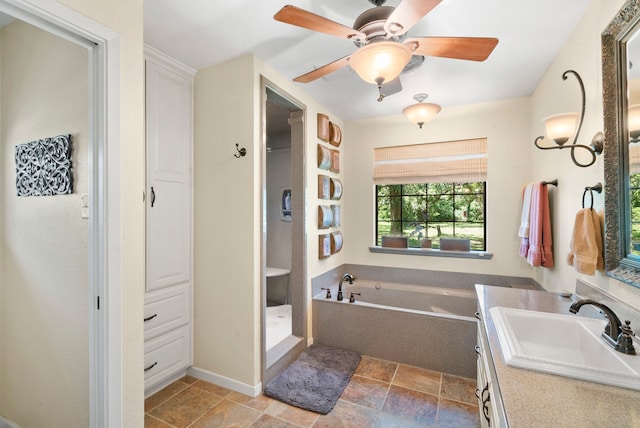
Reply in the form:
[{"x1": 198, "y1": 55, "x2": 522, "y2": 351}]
[
  {"x1": 331, "y1": 178, "x2": 342, "y2": 200},
  {"x1": 317, "y1": 113, "x2": 330, "y2": 142},
  {"x1": 331, "y1": 231, "x2": 343, "y2": 254},
  {"x1": 318, "y1": 205, "x2": 333, "y2": 229},
  {"x1": 318, "y1": 144, "x2": 331, "y2": 170},
  {"x1": 319, "y1": 234, "x2": 331, "y2": 259},
  {"x1": 329, "y1": 122, "x2": 342, "y2": 147}
]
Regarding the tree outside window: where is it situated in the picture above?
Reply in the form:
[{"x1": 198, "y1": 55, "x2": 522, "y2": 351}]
[{"x1": 376, "y1": 182, "x2": 486, "y2": 250}]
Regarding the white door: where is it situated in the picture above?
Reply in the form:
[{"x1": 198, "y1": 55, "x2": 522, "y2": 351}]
[{"x1": 146, "y1": 57, "x2": 192, "y2": 292}]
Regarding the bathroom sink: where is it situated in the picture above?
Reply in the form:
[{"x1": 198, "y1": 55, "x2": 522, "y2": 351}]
[{"x1": 489, "y1": 306, "x2": 640, "y2": 391}]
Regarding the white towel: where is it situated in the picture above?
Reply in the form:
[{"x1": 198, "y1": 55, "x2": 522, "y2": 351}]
[{"x1": 519, "y1": 183, "x2": 534, "y2": 237}]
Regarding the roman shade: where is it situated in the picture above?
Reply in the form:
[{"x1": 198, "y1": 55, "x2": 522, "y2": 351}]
[{"x1": 373, "y1": 138, "x2": 487, "y2": 184}]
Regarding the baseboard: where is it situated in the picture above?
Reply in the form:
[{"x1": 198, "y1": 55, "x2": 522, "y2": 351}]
[{"x1": 187, "y1": 366, "x2": 262, "y2": 398}]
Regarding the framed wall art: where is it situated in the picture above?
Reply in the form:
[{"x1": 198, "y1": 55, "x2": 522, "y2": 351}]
[
  {"x1": 15, "y1": 134, "x2": 73, "y2": 197},
  {"x1": 281, "y1": 189, "x2": 292, "y2": 221}
]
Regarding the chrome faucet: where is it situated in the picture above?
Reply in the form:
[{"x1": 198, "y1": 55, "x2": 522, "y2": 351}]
[
  {"x1": 569, "y1": 299, "x2": 636, "y2": 355},
  {"x1": 337, "y1": 273, "x2": 355, "y2": 301}
]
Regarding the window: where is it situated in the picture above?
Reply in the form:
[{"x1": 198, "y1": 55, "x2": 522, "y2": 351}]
[
  {"x1": 376, "y1": 182, "x2": 486, "y2": 250},
  {"x1": 373, "y1": 138, "x2": 487, "y2": 252}
]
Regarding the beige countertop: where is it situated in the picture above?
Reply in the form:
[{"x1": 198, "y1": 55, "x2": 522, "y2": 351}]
[{"x1": 475, "y1": 284, "x2": 640, "y2": 427}]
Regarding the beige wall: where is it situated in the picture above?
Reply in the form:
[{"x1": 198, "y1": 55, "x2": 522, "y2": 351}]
[
  {"x1": 193, "y1": 55, "x2": 345, "y2": 388},
  {"x1": 0, "y1": 20, "x2": 88, "y2": 426},
  {"x1": 193, "y1": 55, "x2": 258, "y2": 386},
  {"x1": 55, "y1": 0, "x2": 145, "y2": 425},
  {"x1": 531, "y1": 0, "x2": 640, "y2": 309},
  {"x1": 343, "y1": 97, "x2": 532, "y2": 277}
]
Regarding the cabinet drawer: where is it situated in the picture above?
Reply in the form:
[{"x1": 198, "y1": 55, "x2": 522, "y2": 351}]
[
  {"x1": 144, "y1": 325, "x2": 191, "y2": 390},
  {"x1": 144, "y1": 284, "x2": 191, "y2": 340}
]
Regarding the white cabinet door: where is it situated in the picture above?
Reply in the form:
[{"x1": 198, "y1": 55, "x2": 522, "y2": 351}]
[{"x1": 146, "y1": 56, "x2": 192, "y2": 292}]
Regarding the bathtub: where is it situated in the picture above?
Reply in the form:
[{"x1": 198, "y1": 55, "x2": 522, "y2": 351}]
[{"x1": 312, "y1": 280, "x2": 478, "y2": 378}]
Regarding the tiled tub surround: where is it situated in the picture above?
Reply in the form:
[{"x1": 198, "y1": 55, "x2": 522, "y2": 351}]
[
  {"x1": 476, "y1": 281, "x2": 640, "y2": 427},
  {"x1": 312, "y1": 266, "x2": 540, "y2": 379},
  {"x1": 314, "y1": 282, "x2": 478, "y2": 378}
]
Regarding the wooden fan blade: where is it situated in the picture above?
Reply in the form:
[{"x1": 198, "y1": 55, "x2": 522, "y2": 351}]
[
  {"x1": 293, "y1": 55, "x2": 351, "y2": 83},
  {"x1": 274, "y1": 5, "x2": 365, "y2": 40},
  {"x1": 405, "y1": 37, "x2": 499, "y2": 61},
  {"x1": 384, "y1": 0, "x2": 442, "y2": 36}
]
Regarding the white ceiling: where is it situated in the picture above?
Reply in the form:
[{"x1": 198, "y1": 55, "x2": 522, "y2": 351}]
[{"x1": 144, "y1": 0, "x2": 591, "y2": 121}]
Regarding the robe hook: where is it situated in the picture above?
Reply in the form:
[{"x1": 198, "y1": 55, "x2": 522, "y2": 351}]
[{"x1": 234, "y1": 143, "x2": 247, "y2": 158}]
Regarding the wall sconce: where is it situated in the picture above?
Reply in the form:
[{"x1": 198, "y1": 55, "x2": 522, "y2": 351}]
[
  {"x1": 534, "y1": 69, "x2": 603, "y2": 168},
  {"x1": 629, "y1": 104, "x2": 640, "y2": 143},
  {"x1": 402, "y1": 93, "x2": 441, "y2": 128},
  {"x1": 349, "y1": 41, "x2": 412, "y2": 100}
]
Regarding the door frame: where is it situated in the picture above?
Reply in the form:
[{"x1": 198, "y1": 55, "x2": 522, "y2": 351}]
[
  {"x1": 0, "y1": 1, "x2": 122, "y2": 426},
  {"x1": 260, "y1": 77, "x2": 308, "y2": 385}
]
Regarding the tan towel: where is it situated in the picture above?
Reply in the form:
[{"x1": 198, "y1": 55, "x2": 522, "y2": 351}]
[{"x1": 567, "y1": 208, "x2": 604, "y2": 274}]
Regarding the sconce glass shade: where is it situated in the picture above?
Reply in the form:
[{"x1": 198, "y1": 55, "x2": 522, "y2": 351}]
[
  {"x1": 543, "y1": 112, "x2": 579, "y2": 146},
  {"x1": 403, "y1": 102, "x2": 441, "y2": 128},
  {"x1": 349, "y1": 41, "x2": 412, "y2": 85},
  {"x1": 629, "y1": 104, "x2": 640, "y2": 140}
]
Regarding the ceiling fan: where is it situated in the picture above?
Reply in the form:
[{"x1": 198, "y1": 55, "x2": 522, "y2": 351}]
[{"x1": 274, "y1": 0, "x2": 499, "y2": 101}]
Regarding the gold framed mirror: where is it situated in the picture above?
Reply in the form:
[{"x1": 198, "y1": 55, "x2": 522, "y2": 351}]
[{"x1": 603, "y1": 0, "x2": 640, "y2": 286}]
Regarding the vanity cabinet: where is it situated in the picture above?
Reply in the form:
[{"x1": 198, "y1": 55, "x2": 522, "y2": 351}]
[
  {"x1": 475, "y1": 311, "x2": 507, "y2": 428},
  {"x1": 144, "y1": 45, "x2": 195, "y2": 394}
]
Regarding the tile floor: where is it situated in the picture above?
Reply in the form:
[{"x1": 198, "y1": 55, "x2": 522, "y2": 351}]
[{"x1": 145, "y1": 355, "x2": 480, "y2": 428}]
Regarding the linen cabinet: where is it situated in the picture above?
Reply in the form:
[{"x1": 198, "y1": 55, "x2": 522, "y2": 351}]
[{"x1": 143, "y1": 45, "x2": 195, "y2": 394}]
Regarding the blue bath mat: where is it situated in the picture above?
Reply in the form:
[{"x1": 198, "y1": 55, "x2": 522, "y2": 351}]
[{"x1": 264, "y1": 344, "x2": 361, "y2": 414}]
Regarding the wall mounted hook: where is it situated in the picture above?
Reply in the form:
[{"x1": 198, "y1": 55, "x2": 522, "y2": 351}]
[{"x1": 234, "y1": 143, "x2": 247, "y2": 158}]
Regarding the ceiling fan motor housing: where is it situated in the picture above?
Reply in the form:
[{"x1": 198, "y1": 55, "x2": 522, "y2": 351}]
[{"x1": 352, "y1": 6, "x2": 398, "y2": 45}]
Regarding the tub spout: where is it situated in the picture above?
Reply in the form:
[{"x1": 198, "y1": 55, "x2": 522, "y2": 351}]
[{"x1": 337, "y1": 273, "x2": 355, "y2": 301}]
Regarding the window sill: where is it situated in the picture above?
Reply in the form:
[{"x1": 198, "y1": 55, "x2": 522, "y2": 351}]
[{"x1": 368, "y1": 246, "x2": 493, "y2": 259}]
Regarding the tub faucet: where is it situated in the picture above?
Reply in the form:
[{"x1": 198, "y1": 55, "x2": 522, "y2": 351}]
[
  {"x1": 337, "y1": 273, "x2": 355, "y2": 301},
  {"x1": 569, "y1": 299, "x2": 636, "y2": 355}
]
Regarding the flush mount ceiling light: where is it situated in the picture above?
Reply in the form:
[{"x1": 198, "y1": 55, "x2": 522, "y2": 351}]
[
  {"x1": 402, "y1": 93, "x2": 441, "y2": 128},
  {"x1": 534, "y1": 69, "x2": 603, "y2": 168}
]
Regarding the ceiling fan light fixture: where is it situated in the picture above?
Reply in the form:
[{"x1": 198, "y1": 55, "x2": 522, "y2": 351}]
[
  {"x1": 403, "y1": 93, "x2": 441, "y2": 128},
  {"x1": 349, "y1": 41, "x2": 412, "y2": 86}
]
